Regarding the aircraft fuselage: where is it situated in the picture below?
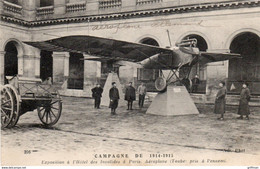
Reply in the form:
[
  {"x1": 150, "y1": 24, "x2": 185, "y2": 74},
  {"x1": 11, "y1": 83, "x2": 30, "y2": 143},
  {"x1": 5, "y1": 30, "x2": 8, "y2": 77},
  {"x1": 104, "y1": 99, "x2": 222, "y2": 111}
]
[{"x1": 140, "y1": 47, "x2": 198, "y2": 69}]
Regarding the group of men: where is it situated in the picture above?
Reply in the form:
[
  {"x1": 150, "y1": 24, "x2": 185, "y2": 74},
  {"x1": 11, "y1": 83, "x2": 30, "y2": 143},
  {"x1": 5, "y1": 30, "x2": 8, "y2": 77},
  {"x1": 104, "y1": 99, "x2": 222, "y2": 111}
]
[
  {"x1": 91, "y1": 82, "x2": 147, "y2": 115},
  {"x1": 214, "y1": 82, "x2": 251, "y2": 120}
]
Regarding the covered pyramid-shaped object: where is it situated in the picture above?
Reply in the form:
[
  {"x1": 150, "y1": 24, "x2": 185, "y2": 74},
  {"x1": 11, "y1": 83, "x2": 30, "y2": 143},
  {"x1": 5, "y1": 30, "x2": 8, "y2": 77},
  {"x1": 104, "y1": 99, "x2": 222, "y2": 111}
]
[{"x1": 146, "y1": 85, "x2": 199, "y2": 116}]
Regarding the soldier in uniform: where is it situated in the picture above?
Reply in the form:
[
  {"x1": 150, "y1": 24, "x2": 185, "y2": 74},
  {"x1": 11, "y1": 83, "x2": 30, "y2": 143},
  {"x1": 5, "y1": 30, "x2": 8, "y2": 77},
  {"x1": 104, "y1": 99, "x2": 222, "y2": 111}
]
[
  {"x1": 125, "y1": 82, "x2": 136, "y2": 110},
  {"x1": 214, "y1": 81, "x2": 227, "y2": 120},
  {"x1": 191, "y1": 74, "x2": 200, "y2": 93},
  {"x1": 91, "y1": 83, "x2": 103, "y2": 109},
  {"x1": 109, "y1": 82, "x2": 120, "y2": 115},
  {"x1": 237, "y1": 82, "x2": 251, "y2": 120}
]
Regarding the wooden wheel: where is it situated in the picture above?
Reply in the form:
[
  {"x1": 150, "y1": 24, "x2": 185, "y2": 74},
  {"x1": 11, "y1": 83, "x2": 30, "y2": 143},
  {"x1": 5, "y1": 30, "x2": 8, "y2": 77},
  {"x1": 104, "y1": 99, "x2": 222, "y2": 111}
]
[
  {"x1": 5, "y1": 84, "x2": 20, "y2": 128},
  {"x1": 1, "y1": 86, "x2": 14, "y2": 129},
  {"x1": 37, "y1": 93, "x2": 62, "y2": 127}
]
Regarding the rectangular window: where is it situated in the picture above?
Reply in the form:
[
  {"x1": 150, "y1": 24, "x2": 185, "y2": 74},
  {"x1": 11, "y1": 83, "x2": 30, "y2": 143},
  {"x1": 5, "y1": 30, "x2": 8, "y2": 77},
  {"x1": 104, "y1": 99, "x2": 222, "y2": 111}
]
[
  {"x1": 136, "y1": 0, "x2": 163, "y2": 5},
  {"x1": 40, "y1": 0, "x2": 54, "y2": 7},
  {"x1": 68, "y1": 53, "x2": 84, "y2": 90},
  {"x1": 99, "y1": 0, "x2": 122, "y2": 9},
  {"x1": 137, "y1": 68, "x2": 159, "y2": 81},
  {"x1": 6, "y1": 0, "x2": 19, "y2": 5}
]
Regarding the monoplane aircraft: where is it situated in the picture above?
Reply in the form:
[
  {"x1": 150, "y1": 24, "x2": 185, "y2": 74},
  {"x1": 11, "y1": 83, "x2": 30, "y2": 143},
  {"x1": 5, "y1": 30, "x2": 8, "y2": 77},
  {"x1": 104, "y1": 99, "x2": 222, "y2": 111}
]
[{"x1": 24, "y1": 34, "x2": 240, "y2": 91}]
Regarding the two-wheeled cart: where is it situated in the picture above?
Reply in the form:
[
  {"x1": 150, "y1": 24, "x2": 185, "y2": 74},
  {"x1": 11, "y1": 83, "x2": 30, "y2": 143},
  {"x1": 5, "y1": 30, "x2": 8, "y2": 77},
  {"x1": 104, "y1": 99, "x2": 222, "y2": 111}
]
[{"x1": 1, "y1": 76, "x2": 62, "y2": 129}]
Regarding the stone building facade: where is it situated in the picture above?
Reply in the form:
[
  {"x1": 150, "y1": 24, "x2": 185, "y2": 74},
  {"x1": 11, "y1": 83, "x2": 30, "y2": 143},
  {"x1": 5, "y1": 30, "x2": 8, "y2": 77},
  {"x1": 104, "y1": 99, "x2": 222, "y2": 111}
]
[{"x1": 0, "y1": 0, "x2": 259, "y2": 102}]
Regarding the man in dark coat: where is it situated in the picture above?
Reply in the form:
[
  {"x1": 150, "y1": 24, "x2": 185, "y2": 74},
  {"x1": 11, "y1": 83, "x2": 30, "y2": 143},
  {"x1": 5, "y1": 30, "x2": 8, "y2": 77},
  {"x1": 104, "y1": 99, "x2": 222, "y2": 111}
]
[
  {"x1": 237, "y1": 82, "x2": 251, "y2": 120},
  {"x1": 214, "y1": 81, "x2": 227, "y2": 120},
  {"x1": 125, "y1": 82, "x2": 136, "y2": 110},
  {"x1": 109, "y1": 82, "x2": 120, "y2": 115},
  {"x1": 91, "y1": 84, "x2": 103, "y2": 109},
  {"x1": 191, "y1": 75, "x2": 200, "y2": 93}
]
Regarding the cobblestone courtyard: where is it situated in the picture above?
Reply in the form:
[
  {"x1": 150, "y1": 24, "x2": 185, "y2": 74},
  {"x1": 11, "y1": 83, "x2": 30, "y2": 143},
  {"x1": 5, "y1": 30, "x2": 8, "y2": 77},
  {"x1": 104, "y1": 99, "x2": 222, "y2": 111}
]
[{"x1": 1, "y1": 96, "x2": 260, "y2": 166}]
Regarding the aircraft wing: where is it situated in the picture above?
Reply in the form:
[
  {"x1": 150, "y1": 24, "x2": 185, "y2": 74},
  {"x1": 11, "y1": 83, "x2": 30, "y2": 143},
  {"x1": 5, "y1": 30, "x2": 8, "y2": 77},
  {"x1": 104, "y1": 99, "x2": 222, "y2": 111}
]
[
  {"x1": 24, "y1": 35, "x2": 172, "y2": 62},
  {"x1": 198, "y1": 52, "x2": 241, "y2": 65}
]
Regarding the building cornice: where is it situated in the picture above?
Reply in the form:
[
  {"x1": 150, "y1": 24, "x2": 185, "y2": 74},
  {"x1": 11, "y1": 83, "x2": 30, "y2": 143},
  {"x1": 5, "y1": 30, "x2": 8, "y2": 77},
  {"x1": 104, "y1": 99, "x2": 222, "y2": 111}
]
[{"x1": 1, "y1": 0, "x2": 259, "y2": 27}]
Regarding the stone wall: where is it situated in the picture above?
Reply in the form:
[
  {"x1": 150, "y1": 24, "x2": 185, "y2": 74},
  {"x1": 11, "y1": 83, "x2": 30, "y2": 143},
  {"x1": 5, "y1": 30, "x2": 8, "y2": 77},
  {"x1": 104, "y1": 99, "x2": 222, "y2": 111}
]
[
  {"x1": 1, "y1": 0, "x2": 243, "y2": 21},
  {"x1": 0, "y1": 5, "x2": 259, "y2": 100}
]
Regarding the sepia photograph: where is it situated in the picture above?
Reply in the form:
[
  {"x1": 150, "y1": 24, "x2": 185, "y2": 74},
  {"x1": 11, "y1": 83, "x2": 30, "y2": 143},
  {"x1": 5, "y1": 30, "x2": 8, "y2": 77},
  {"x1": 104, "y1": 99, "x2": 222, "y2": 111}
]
[{"x1": 0, "y1": 0, "x2": 260, "y2": 168}]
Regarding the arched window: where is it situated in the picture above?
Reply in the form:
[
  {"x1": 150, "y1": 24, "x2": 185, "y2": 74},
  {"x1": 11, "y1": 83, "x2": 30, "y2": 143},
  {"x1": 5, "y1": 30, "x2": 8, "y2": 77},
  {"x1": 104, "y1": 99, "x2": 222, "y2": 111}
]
[
  {"x1": 4, "y1": 41, "x2": 18, "y2": 81},
  {"x1": 138, "y1": 38, "x2": 160, "y2": 83},
  {"x1": 228, "y1": 32, "x2": 260, "y2": 95},
  {"x1": 180, "y1": 34, "x2": 208, "y2": 93}
]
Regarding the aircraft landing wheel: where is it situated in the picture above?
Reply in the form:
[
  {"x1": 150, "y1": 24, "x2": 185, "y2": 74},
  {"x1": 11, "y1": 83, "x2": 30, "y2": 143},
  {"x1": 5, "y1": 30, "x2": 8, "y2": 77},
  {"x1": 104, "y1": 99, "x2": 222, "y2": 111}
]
[{"x1": 155, "y1": 77, "x2": 167, "y2": 92}]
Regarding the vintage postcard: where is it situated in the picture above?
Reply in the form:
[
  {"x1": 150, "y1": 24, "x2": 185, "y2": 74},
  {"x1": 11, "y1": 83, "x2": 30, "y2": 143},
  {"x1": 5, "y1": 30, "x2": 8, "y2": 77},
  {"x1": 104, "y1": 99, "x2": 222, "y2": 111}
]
[{"x1": 1, "y1": 0, "x2": 260, "y2": 168}]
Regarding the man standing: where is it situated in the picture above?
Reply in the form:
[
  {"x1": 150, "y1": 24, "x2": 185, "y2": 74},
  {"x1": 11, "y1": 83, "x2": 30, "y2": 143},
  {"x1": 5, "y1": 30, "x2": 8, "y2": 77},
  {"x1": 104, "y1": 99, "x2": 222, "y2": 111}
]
[
  {"x1": 109, "y1": 82, "x2": 120, "y2": 115},
  {"x1": 138, "y1": 82, "x2": 146, "y2": 108},
  {"x1": 192, "y1": 74, "x2": 200, "y2": 93},
  {"x1": 214, "y1": 81, "x2": 227, "y2": 120},
  {"x1": 237, "y1": 82, "x2": 251, "y2": 120},
  {"x1": 91, "y1": 84, "x2": 103, "y2": 109},
  {"x1": 125, "y1": 82, "x2": 136, "y2": 110}
]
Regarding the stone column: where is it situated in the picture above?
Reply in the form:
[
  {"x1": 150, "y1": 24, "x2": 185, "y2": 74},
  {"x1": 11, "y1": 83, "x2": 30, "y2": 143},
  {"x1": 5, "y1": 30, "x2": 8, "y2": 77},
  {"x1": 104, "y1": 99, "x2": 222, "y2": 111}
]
[
  {"x1": 83, "y1": 54, "x2": 101, "y2": 97},
  {"x1": 52, "y1": 52, "x2": 69, "y2": 86},
  {"x1": 34, "y1": 49, "x2": 41, "y2": 78},
  {"x1": 17, "y1": 54, "x2": 24, "y2": 76},
  {"x1": 22, "y1": 54, "x2": 36, "y2": 78},
  {"x1": 0, "y1": 1, "x2": 3, "y2": 14},
  {"x1": 205, "y1": 49, "x2": 230, "y2": 103},
  {"x1": 0, "y1": 51, "x2": 5, "y2": 85},
  {"x1": 54, "y1": 0, "x2": 66, "y2": 15},
  {"x1": 64, "y1": 53, "x2": 70, "y2": 78},
  {"x1": 21, "y1": 45, "x2": 40, "y2": 78},
  {"x1": 22, "y1": 0, "x2": 36, "y2": 21}
]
